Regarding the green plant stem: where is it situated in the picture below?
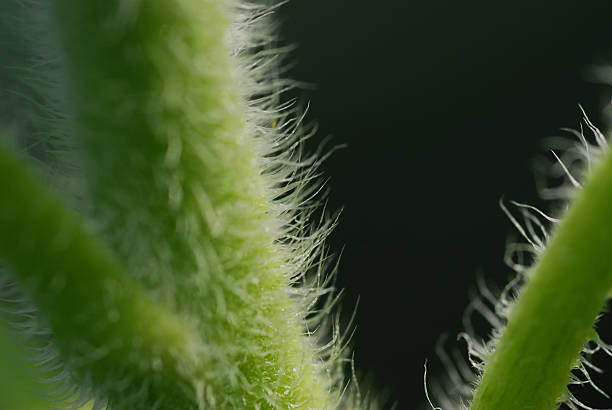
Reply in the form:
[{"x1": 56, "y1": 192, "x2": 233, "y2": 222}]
[
  {"x1": 47, "y1": 0, "x2": 332, "y2": 407},
  {"x1": 470, "y1": 147, "x2": 612, "y2": 409},
  {"x1": 0, "y1": 144, "x2": 210, "y2": 409}
]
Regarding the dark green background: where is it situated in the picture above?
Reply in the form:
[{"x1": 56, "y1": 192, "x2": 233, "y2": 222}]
[{"x1": 278, "y1": 1, "x2": 612, "y2": 408}]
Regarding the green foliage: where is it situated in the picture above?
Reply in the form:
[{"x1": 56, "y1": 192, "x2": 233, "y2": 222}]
[{"x1": 0, "y1": 311, "x2": 57, "y2": 410}]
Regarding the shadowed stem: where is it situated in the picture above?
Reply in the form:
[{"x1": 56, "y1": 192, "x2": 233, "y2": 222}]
[{"x1": 0, "y1": 144, "x2": 209, "y2": 409}]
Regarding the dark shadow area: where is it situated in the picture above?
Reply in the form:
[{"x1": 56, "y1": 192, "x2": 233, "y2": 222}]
[{"x1": 277, "y1": 1, "x2": 612, "y2": 407}]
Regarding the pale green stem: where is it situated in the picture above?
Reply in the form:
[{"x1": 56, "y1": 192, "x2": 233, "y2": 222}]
[
  {"x1": 470, "y1": 147, "x2": 612, "y2": 408},
  {"x1": 51, "y1": 0, "x2": 331, "y2": 408}
]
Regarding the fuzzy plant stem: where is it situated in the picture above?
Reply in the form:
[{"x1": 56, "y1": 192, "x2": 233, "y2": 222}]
[
  {"x1": 469, "y1": 146, "x2": 612, "y2": 408},
  {"x1": 0, "y1": 144, "x2": 210, "y2": 409},
  {"x1": 3, "y1": 0, "x2": 336, "y2": 408}
]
